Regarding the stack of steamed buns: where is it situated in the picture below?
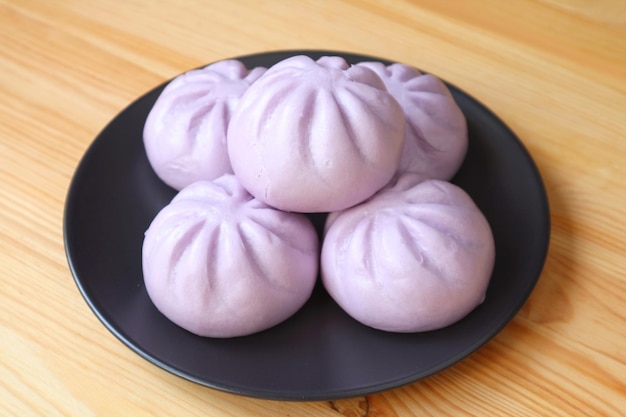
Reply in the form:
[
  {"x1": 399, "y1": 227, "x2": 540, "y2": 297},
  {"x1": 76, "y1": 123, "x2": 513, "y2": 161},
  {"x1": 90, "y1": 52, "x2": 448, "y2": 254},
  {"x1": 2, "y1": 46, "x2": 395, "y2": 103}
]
[{"x1": 142, "y1": 55, "x2": 495, "y2": 338}]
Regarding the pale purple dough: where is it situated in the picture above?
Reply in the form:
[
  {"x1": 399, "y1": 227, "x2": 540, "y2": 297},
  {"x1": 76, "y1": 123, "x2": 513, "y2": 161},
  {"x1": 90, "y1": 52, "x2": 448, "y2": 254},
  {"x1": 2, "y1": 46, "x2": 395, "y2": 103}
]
[
  {"x1": 227, "y1": 55, "x2": 406, "y2": 213},
  {"x1": 144, "y1": 60, "x2": 266, "y2": 190},
  {"x1": 322, "y1": 174, "x2": 495, "y2": 333},
  {"x1": 142, "y1": 175, "x2": 319, "y2": 338},
  {"x1": 357, "y1": 62, "x2": 468, "y2": 180}
]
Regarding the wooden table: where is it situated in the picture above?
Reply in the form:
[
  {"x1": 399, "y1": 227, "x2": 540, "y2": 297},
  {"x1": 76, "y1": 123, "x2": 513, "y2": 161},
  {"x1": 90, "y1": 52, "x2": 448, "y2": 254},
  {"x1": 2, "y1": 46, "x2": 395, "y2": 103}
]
[{"x1": 2, "y1": 1, "x2": 625, "y2": 415}]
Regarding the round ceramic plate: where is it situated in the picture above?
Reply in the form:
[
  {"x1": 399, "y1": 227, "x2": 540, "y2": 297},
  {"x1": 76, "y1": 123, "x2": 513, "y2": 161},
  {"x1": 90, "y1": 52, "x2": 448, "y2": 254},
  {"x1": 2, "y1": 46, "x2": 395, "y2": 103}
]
[{"x1": 64, "y1": 50, "x2": 550, "y2": 401}]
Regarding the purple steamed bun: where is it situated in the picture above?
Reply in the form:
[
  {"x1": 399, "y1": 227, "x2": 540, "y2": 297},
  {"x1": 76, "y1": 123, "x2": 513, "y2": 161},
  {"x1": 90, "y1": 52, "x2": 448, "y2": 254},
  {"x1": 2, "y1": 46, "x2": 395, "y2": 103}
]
[
  {"x1": 322, "y1": 174, "x2": 495, "y2": 333},
  {"x1": 227, "y1": 55, "x2": 406, "y2": 213},
  {"x1": 144, "y1": 60, "x2": 266, "y2": 190},
  {"x1": 357, "y1": 62, "x2": 467, "y2": 180},
  {"x1": 142, "y1": 175, "x2": 319, "y2": 337}
]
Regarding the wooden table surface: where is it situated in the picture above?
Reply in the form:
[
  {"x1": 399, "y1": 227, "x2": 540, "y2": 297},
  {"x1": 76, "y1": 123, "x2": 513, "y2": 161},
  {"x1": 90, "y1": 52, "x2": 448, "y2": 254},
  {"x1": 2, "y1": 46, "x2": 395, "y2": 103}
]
[{"x1": 2, "y1": 1, "x2": 625, "y2": 415}]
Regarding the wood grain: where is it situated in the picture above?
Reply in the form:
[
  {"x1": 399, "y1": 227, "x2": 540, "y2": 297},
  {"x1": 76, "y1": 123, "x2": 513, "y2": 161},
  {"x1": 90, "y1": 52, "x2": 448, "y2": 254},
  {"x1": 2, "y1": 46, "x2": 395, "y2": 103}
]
[{"x1": 1, "y1": 0, "x2": 625, "y2": 415}]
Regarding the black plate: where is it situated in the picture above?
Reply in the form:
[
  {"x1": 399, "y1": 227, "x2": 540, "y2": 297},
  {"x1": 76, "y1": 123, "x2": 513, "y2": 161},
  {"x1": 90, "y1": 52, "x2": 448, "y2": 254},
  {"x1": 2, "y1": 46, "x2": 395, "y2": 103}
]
[{"x1": 64, "y1": 50, "x2": 550, "y2": 401}]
